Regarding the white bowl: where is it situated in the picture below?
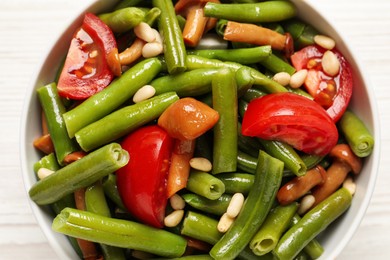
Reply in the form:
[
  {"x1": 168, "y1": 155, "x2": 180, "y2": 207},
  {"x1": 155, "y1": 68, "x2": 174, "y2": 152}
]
[{"x1": 20, "y1": 0, "x2": 380, "y2": 259}]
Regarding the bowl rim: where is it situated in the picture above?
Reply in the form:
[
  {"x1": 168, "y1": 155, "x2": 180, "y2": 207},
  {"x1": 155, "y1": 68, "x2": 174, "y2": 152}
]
[{"x1": 20, "y1": 0, "x2": 381, "y2": 259}]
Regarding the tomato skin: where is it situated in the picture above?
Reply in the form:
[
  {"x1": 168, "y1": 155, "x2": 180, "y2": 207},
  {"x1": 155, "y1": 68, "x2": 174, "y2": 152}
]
[
  {"x1": 241, "y1": 93, "x2": 338, "y2": 156},
  {"x1": 116, "y1": 125, "x2": 174, "y2": 228},
  {"x1": 57, "y1": 13, "x2": 117, "y2": 100},
  {"x1": 290, "y1": 45, "x2": 353, "y2": 122}
]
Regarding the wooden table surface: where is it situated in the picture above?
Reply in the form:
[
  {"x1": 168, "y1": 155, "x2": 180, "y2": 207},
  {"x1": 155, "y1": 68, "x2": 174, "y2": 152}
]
[{"x1": 1, "y1": 0, "x2": 389, "y2": 259}]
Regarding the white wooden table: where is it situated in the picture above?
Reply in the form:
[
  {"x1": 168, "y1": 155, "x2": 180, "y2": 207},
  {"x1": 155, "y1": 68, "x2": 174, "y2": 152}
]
[{"x1": 1, "y1": 0, "x2": 389, "y2": 259}]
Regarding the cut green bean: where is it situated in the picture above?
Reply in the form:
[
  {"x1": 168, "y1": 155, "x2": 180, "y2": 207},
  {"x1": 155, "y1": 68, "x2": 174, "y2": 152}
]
[
  {"x1": 339, "y1": 110, "x2": 375, "y2": 157},
  {"x1": 238, "y1": 123, "x2": 263, "y2": 158},
  {"x1": 283, "y1": 18, "x2": 320, "y2": 49},
  {"x1": 273, "y1": 188, "x2": 352, "y2": 259},
  {"x1": 250, "y1": 203, "x2": 298, "y2": 256},
  {"x1": 204, "y1": 1, "x2": 296, "y2": 23},
  {"x1": 187, "y1": 170, "x2": 225, "y2": 200},
  {"x1": 52, "y1": 208, "x2": 187, "y2": 258},
  {"x1": 237, "y1": 150, "x2": 257, "y2": 174},
  {"x1": 102, "y1": 173, "x2": 126, "y2": 210},
  {"x1": 99, "y1": 7, "x2": 145, "y2": 33},
  {"x1": 63, "y1": 58, "x2": 163, "y2": 138},
  {"x1": 241, "y1": 88, "x2": 267, "y2": 103},
  {"x1": 181, "y1": 211, "x2": 222, "y2": 245},
  {"x1": 37, "y1": 83, "x2": 78, "y2": 165},
  {"x1": 187, "y1": 46, "x2": 272, "y2": 65},
  {"x1": 259, "y1": 54, "x2": 296, "y2": 75},
  {"x1": 33, "y1": 153, "x2": 60, "y2": 174},
  {"x1": 210, "y1": 151, "x2": 284, "y2": 260},
  {"x1": 75, "y1": 92, "x2": 179, "y2": 151},
  {"x1": 217, "y1": 173, "x2": 254, "y2": 195},
  {"x1": 143, "y1": 7, "x2": 161, "y2": 26},
  {"x1": 153, "y1": 0, "x2": 187, "y2": 74},
  {"x1": 182, "y1": 193, "x2": 232, "y2": 216},
  {"x1": 212, "y1": 68, "x2": 238, "y2": 174},
  {"x1": 29, "y1": 143, "x2": 129, "y2": 205}
]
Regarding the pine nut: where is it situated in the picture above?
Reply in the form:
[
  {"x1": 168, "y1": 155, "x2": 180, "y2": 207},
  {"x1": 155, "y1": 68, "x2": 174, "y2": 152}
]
[
  {"x1": 152, "y1": 28, "x2": 163, "y2": 44},
  {"x1": 142, "y1": 42, "x2": 163, "y2": 58},
  {"x1": 37, "y1": 167, "x2": 54, "y2": 180},
  {"x1": 322, "y1": 50, "x2": 340, "y2": 77},
  {"x1": 289, "y1": 69, "x2": 308, "y2": 89},
  {"x1": 189, "y1": 157, "x2": 212, "y2": 172},
  {"x1": 343, "y1": 176, "x2": 356, "y2": 196},
  {"x1": 134, "y1": 22, "x2": 156, "y2": 43},
  {"x1": 170, "y1": 194, "x2": 186, "y2": 210},
  {"x1": 273, "y1": 72, "x2": 291, "y2": 86},
  {"x1": 217, "y1": 212, "x2": 235, "y2": 233},
  {"x1": 226, "y1": 193, "x2": 245, "y2": 218},
  {"x1": 133, "y1": 85, "x2": 156, "y2": 103},
  {"x1": 298, "y1": 194, "x2": 315, "y2": 215},
  {"x1": 164, "y1": 210, "x2": 184, "y2": 227},
  {"x1": 314, "y1": 35, "x2": 336, "y2": 50}
]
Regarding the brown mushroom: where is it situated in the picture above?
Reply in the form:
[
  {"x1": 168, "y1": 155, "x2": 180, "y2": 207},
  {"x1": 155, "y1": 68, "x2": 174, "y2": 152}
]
[
  {"x1": 277, "y1": 165, "x2": 327, "y2": 205},
  {"x1": 311, "y1": 143, "x2": 362, "y2": 207}
]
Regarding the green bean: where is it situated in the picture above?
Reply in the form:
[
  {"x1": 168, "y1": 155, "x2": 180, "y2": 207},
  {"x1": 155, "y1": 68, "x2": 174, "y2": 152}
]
[
  {"x1": 187, "y1": 46, "x2": 272, "y2": 65},
  {"x1": 204, "y1": 1, "x2": 296, "y2": 23},
  {"x1": 159, "y1": 256, "x2": 213, "y2": 260},
  {"x1": 29, "y1": 143, "x2": 129, "y2": 205},
  {"x1": 143, "y1": 7, "x2": 161, "y2": 26},
  {"x1": 63, "y1": 58, "x2": 162, "y2": 138},
  {"x1": 250, "y1": 203, "x2": 298, "y2": 256},
  {"x1": 99, "y1": 7, "x2": 145, "y2": 33},
  {"x1": 301, "y1": 154, "x2": 326, "y2": 170},
  {"x1": 114, "y1": 0, "x2": 143, "y2": 10},
  {"x1": 102, "y1": 173, "x2": 126, "y2": 210},
  {"x1": 238, "y1": 246, "x2": 274, "y2": 260},
  {"x1": 75, "y1": 92, "x2": 179, "y2": 151},
  {"x1": 283, "y1": 18, "x2": 320, "y2": 49},
  {"x1": 339, "y1": 110, "x2": 375, "y2": 157},
  {"x1": 152, "y1": 68, "x2": 219, "y2": 97},
  {"x1": 187, "y1": 170, "x2": 225, "y2": 200},
  {"x1": 176, "y1": 15, "x2": 186, "y2": 31},
  {"x1": 258, "y1": 139, "x2": 307, "y2": 176},
  {"x1": 37, "y1": 83, "x2": 78, "y2": 166},
  {"x1": 85, "y1": 181, "x2": 126, "y2": 260},
  {"x1": 194, "y1": 132, "x2": 213, "y2": 161},
  {"x1": 217, "y1": 173, "x2": 254, "y2": 195},
  {"x1": 237, "y1": 150, "x2": 257, "y2": 174},
  {"x1": 153, "y1": 0, "x2": 187, "y2": 74},
  {"x1": 241, "y1": 88, "x2": 267, "y2": 103},
  {"x1": 259, "y1": 54, "x2": 296, "y2": 75},
  {"x1": 216, "y1": 19, "x2": 228, "y2": 37},
  {"x1": 52, "y1": 208, "x2": 187, "y2": 258},
  {"x1": 212, "y1": 68, "x2": 238, "y2": 174},
  {"x1": 210, "y1": 150, "x2": 284, "y2": 260},
  {"x1": 33, "y1": 153, "x2": 60, "y2": 173},
  {"x1": 287, "y1": 86, "x2": 314, "y2": 99},
  {"x1": 181, "y1": 211, "x2": 222, "y2": 245},
  {"x1": 182, "y1": 193, "x2": 232, "y2": 216},
  {"x1": 273, "y1": 187, "x2": 352, "y2": 259},
  {"x1": 235, "y1": 67, "x2": 256, "y2": 97}
]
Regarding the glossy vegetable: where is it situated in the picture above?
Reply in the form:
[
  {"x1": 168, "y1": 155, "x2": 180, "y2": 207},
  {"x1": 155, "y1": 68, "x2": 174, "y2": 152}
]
[
  {"x1": 116, "y1": 125, "x2": 174, "y2": 228},
  {"x1": 241, "y1": 92, "x2": 338, "y2": 156},
  {"x1": 57, "y1": 13, "x2": 118, "y2": 99},
  {"x1": 291, "y1": 45, "x2": 353, "y2": 122}
]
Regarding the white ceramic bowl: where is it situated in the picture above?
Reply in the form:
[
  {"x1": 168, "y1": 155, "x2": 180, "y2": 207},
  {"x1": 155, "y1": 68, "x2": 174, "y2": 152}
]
[{"x1": 20, "y1": 0, "x2": 380, "y2": 259}]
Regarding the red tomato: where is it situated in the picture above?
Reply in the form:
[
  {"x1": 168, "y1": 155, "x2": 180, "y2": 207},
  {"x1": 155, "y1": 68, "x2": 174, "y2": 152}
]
[
  {"x1": 290, "y1": 45, "x2": 353, "y2": 122},
  {"x1": 57, "y1": 13, "x2": 119, "y2": 100},
  {"x1": 116, "y1": 125, "x2": 174, "y2": 228},
  {"x1": 241, "y1": 93, "x2": 338, "y2": 156}
]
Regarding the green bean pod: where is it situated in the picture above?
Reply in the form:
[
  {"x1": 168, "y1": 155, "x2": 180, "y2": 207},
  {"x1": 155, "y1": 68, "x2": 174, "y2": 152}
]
[
  {"x1": 144, "y1": 7, "x2": 161, "y2": 26},
  {"x1": 85, "y1": 181, "x2": 126, "y2": 260},
  {"x1": 75, "y1": 92, "x2": 179, "y2": 151},
  {"x1": 29, "y1": 143, "x2": 129, "y2": 205},
  {"x1": 37, "y1": 83, "x2": 78, "y2": 165},
  {"x1": 250, "y1": 203, "x2": 298, "y2": 256},
  {"x1": 187, "y1": 170, "x2": 226, "y2": 200},
  {"x1": 210, "y1": 150, "x2": 284, "y2": 260},
  {"x1": 153, "y1": 0, "x2": 187, "y2": 74},
  {"x1": 52, "y1": 208, "x2": 187, "y2": 258},
  {"x1": 339, "y1": 110, "x2": 375, "y2": 157},
  {"x1": 204, "y1": 1, "x2": 297, "y2": 23},
  {"x1": 99, "y1": 7, "x2": 145, "y2": 33},
  {"x1": 151, "y1": 68, "x2": 219, "y2": 96},
  {"x1": 241, "y1": 88, "x2": 267, "y2": 103},
  {"x1": 259, "y1": 54, "x2": 296, "y2": 75},
  {"x1": 102, "y1": 173, "x2": 126, "y2": 210},
  {"x1": 217, "y1": 173, "x2": 254, "y2": 195},
  {"x1": 182, "y1": 193, "x2": 232, "y2": 216},
  {"x1": 33, "y1": 153, "x2": 60, "y2": 173},
  {"x1": 273, "y1": 187, "x2": 352, "y2": 259},
  {"x1": 237, "y1": 150, "x2": 257, "y2": 174},
  {"x1": 181, "y1": 211, "x2": 222, "y2": 245},
  {"x1": 187, "y1": 46, "x2": 272, "y2": 65},
  {"x1": 212, "y1": 68, "x2": 238, "y2": 174},
  {"x1": 283, "y1": 18, "x2": 320, "y2": 49},
  {"x1": 63, "y1": 58, "x2": 163, "y2": 138}
]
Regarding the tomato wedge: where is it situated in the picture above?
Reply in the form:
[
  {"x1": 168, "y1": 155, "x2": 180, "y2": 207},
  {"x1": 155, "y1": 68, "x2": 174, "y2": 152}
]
[
  {"x1": 290, "y1": 45, "x2": 353, "y2": 122},
  {"x1": 241, "y1": 93, "x2": 338, "y2": 156},
  {"x1": 57, "y1": 13, "x2": 119, "y2": 100},
  {"x1": 116, "y1": 125, "x2": 174, "y2": 228}
]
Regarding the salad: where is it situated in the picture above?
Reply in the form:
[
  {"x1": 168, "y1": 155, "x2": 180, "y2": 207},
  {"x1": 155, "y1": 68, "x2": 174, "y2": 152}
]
[{"x1": 28, "y1": 0, "x2": 375, "y2": 259}]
